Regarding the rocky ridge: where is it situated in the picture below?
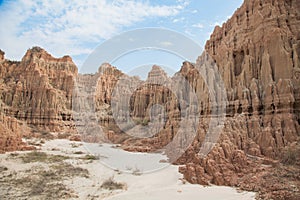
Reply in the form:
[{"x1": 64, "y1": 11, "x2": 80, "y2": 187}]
[
  {"x1": 177, "y1": 0, "x2": 300, "y2": 198},
  {"x1": 0, "y1": 47, "x2": 78, "y2": 151}
]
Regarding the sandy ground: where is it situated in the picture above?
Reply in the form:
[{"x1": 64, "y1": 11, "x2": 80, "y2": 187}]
[{"x1": 0, "y1": 139, "x2": 256, "y2": 199}]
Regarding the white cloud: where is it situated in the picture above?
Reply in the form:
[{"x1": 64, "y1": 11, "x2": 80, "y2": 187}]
[
  {"x1": 160, "y1": 41, "x2": 173, "y2": 47},
  {"x1": 176, "y1": 0, "x2": 190, "y2": 7},
  {"x1": 192, "y1": 23, "x2": 204, "y2": 29},
  {"x1": 172, "y1": 17, "x2": 185, "y2": 23},
  {"x1": 0, "y1": 0, "x2": 187, "y2": 64},
  {"x1": 184, "y1": 29, "x2": 195, "y2": 37}
]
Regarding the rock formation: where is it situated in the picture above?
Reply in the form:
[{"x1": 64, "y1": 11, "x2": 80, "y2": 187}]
[
  {"x1": 177, "y1": 0, "x2": 300, "y2": 198},
  {"x1": 0, "y1": 50, "x2": 4, "y2": 62},
  {"x1": 73, "y1": 0, "x2": 299, "y2": 198},
  {"x1": 0, "y1": 47, "x2": 77, "y2": 132},
  {"x1": 73, "y1": 63, "x2": 124, "y2": 143},
  {"x1": 0, "y1": 114, "x2": 30, "y2": 153},
  {"x1": 0, "y1": 47, "x2": 78, "y2": 151}
]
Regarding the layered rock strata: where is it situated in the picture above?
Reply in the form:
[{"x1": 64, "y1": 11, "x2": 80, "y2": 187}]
[
  {"x1": 177, "y1": 0, "x2": 300, "y2": 198},
  {"x1": 0, "y1": 47, "x2": 78, "y2": 151},
  {"x1": 0, "y1": 47, "x2": 77, "y2": 132}
]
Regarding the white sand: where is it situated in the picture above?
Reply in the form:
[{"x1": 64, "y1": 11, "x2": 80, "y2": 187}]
[{"x1": 1, "y1": 139, "x2": 256, "y2": 199}]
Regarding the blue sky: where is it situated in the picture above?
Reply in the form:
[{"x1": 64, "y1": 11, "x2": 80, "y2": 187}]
[{"x1": 0, "y1": 0, "x2": 243, "y2": 74}]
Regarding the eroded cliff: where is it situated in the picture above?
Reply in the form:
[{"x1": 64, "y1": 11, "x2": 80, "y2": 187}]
[
  {"x1": 0, "y1": 47, "x2": 78, "y2": 151},
  {"x1": 178, "y1": 0, "x2": 300, "y2": 198}
]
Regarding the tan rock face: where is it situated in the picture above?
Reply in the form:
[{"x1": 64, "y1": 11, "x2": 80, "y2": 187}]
[
  {"x1": 0, "y1": 47, "x2": 77, "y2": 132},
  {"x1": 205, "y1": 0, "x2": 300, "y2": 123},
  {"x1": 178, "y1": 0, "x2": 300, "y2": 196},
  {"x1": 73, "y1": 63, "x2": 124, "y2": 143},
  {"x1": 75, "y1": 0, "x2": 298, "y2": 198},
  {"x1": 0, "y1": 114, "x2": 22, "y2": 153},
  {"x1": 0, "y1": 50, "x2": 4, "y2": 62},
  {"x1": 0, "y1": 112, "x2": 32, "y2": 153}
]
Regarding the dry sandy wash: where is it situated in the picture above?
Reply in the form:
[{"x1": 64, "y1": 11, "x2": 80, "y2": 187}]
[{"x1": 0, "y1": 139, "x2": 256, "y2": 199}]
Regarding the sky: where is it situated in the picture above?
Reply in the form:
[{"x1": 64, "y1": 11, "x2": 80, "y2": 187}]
[{"x1": 0, "y1": 0, "x2": 243, "y2": 74}]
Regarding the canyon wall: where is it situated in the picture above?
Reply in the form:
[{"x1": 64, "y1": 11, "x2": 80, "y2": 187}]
[
  {"x1": 178, "y1": 0, "x2": 300, "y2": 198},
  {"x1": 0, "y1": 47, "x2": 78, "y2": 151},
  {"x1": 0, "y1": 47, "x2": 77, "y2": 132},
  {"x1": 80, "y1": 0, "x2": 300, "y2": 197}
]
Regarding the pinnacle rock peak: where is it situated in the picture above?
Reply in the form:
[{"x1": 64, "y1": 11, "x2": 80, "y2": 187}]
[
  {"x1": 0, "y1": 49, "x2": 4, "y2": 62},
  {"x1": 146, "y1": 65, "x2": 169, "y2": 84},
  {"x1": 22, "y1": 46, "x2": 74, "y2": 64}
]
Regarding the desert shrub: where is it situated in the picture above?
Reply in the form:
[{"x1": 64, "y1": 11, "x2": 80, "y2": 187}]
[
  {"x1": 20, "y1": 151, "x2": 69, "y2": 163},
  {"x1": 70, "y1": 142, "x2": 82, "y2": 148},
  {"x1": 141, "y1": 118, "x2": 149, "y2": 126},
  {"x1": 80, "y1": 154, "x2": 99, "y2": 161},
  {"x1": 51, "y1": 163, "x2": 89, "y2": 178},
  {"x1": 7, "y1": 163, "x2": 88, "y2": 199},
  {"x1": 101, "y1": 177, "x2": 126, "y2": 190},
  {"x1": 132, "y1": 167, "x2": 142, "y2": 176},
  {"x1": 73, "y1": 151, "x2": 84, "y2": 154},
  {"x1": 281, "y1": 146, "x2": 300, "y2": 166},
  {"x1": 0, "y1": 165, "x2": 8, "y2": 172},
  {"x1": 21, "y1": 151, "x2": 48, "y2": 163}
]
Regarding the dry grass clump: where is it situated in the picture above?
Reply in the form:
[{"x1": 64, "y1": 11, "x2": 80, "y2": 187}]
[
  {"x1": 80, "y1": 154, "x2": 99, "y2": 161},
  {"x1": 0, "y1": 163, "x2": 89, "y2": 199},
  {"x1": 19, "y1": 151, "x2": 69, "y2": 163},
  {"x1": 101, "y1": 176, "x2": 126, "y2": 190},
  {"x1": 280, "y1": 145, "x2": 300, "y2": 166}
]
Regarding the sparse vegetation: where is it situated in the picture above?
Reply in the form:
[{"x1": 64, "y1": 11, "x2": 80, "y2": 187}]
[
  {"x1": 0, "y1": 163, "x2": 88, "y2": 199},
  {"x1": 134, "y1": 118, "x2": 142, "y2": 125},
  {"x1": 80, "y1": 154, "x2": 99, "y2": 161},
  {"x1": 20, "y1": 151, "x2": 47, "y2": 163},
  {"x1": 29, "y1": 126, "x2": 54, "y2": 139},
  {"x1": 132, "y1": 166, "x2": 142, "y2": 176},
  {"x1": 281, "y1": 145, "x2": 300, "y2": 166},
  {"x1": 114, "y1": 168, "x2": 122, "y2": 174},
  {"x1": 125, "y1": 166, "x2": 132, "y2": 171},
  {"x1": 51, "y1": 162, "x2": 89, "y2": 178},
  {"x1": 101, "y1": 176, "x2": 126, "y2": 190},
  {"x1": 9, "y1": 152, "x2": 19, "y2": 157},
  {"x1": 20, "y1": 151, "x2": 69, "y2": 163},
  {"x1": 142, "y1": 118, "x2": 149, "y2": 126},
  {"x1": 134, "y1": 118, "x2": 149, "y2": 126},
  {"x1": 40, "y1": 130, "x2": 54, "y2": 139},
  {"x1": 70, "y1": 142, "x2": 82, "y2": 148},
  {"x1": 0, "y1": 165, "x2": 8, "y2": 172},
  {"x1": 74, "y1": 151, "x2": 84, "y2": 154}
]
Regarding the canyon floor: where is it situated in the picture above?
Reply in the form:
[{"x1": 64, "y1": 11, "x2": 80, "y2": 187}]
[{"x1": 0, "y1": 138, "x2": 256, "y2": 200}]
